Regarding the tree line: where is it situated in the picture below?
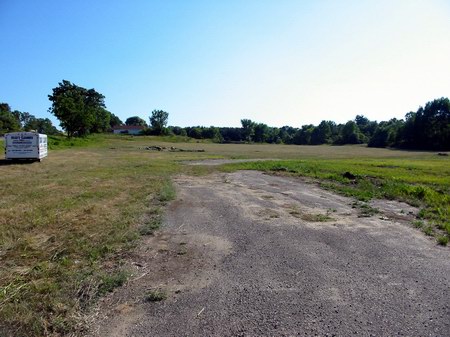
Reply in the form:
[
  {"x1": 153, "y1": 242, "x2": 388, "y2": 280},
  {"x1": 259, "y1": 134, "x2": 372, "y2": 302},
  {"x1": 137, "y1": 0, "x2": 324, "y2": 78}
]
[
  {"x1": 2, "y1": 79, "x2": 449, "y2": 151},
  {"x1": 0, "y1": 102, "x2": 60, "y2": 135},
  {"x1": 166, "y1": 97, "x2": 449, "y2": 151}
]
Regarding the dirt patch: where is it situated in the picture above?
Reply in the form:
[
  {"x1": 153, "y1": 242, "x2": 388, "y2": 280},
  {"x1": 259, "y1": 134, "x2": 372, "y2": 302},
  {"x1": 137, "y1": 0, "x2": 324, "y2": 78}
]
[{"x1": 88, "y1": 228, "x2": 232, "y2": 336}]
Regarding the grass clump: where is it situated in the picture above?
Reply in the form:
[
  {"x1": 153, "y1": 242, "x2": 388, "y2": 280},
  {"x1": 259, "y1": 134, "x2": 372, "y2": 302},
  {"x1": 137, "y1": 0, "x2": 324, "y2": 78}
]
[
  {"x1": 139, "y1": 218, "x2": 161, "y2": 236},
  {"x1": 144, "y1": 289, "x2": 167, "y2": 302},
  {"x1": 351, "y1": 201, "x2": 379, "y2": 218},
  {"x1": 437, "y1": 235, "x2": 449, "y2": 246},
  {"x1": 159, "y1": 180, "x2": 176, "y2": 202},
  {"x1": 98, "y1": 270, "x2": 129, "y2": 295},
  {"x1": 423, "y1": 226, "x2": 434, "y2": 236},
  {"x1": 289, "y1": 209, "x2": 333, "y2": 222}
]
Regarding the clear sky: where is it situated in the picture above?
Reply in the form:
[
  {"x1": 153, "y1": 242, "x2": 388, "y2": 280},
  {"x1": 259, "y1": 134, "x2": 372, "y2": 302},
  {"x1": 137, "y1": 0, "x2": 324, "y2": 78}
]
[{"x1": 1, "y1": 0, "x2": 449, "y2": 128}]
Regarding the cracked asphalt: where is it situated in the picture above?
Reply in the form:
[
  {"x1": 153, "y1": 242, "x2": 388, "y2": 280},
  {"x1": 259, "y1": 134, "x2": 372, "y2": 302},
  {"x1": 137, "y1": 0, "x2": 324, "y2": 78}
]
[{"x1": 94, "y1": 170, "x2": 450, "y2": 337}]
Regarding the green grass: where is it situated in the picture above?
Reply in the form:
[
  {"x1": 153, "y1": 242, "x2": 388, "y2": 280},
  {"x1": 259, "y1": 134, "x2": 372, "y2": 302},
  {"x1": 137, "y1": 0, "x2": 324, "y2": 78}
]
[
  {"x1": 97, "y1": 270, "x2": 130, "y2": 296},
  {"x1": 144, "y1": 289, "x2": 167, "y2": 302},
  {"x1": 222, "y1": 158, "x2": 450, "y2": 236},
  {"x1": 437, "y1": 235, "x2": 449, "y2": 246},
  {"x1": 1, "y1": 134, "x2": 448, "y2": 336}
]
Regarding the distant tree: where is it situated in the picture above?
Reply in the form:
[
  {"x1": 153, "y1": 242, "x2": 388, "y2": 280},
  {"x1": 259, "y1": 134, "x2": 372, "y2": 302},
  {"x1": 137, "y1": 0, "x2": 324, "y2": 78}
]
[
  {"x1": 267, "y1": 127, "x2": 282, "y2": 144},
  {"x1": 187, "y1": 127, "x2": 202, "y2": 139},
  {"x1": 219, "y1": 127, "x2": 242, "y2": 142},
  {"x1": 12, "y1": 111, "x2": 33, "y2": 129},
  {"x1": 109, "y1": 113, "x2": 123, "y2": 128},
  {"x1": 355, "y1": 115, "x2": 377, "y2": 139},
  {"x1": 368, "y1": 125, "x2": 390, "y2": 148},
  {"x1": 411, "y1": 98, "x2": 449, "y2": 150},
  {"x1": 241, "y1": 119, "x2": 255, "y2": 142},
  {"x1": 149, "y1": 110, "x2": 169, "y2": 135},
  {"x1": 0, "y1": 103, "x2": 21, "y2": 133},
  {"x1": 27, "y1": 118, "x2": 60, "y2": 135},
  {"x1": 253, "y1": 123, "x2": 269, "y2": 142},
  {"x1": 310, "y1": 120, "x2": 333, "y2": 145},
  {"x1": 293, "y1": 125, "x2": 314, "y2": 145},
  {"x1": 396, "y1": 112, "x2": 416, "y2": 148},
  {"x1": 48, "y1": 80, "x2": 108, "y2": 137},
  {"x1": 170, "y1": 126, "x2": 184, "y2": 136},
  {"x1": 279, "y1": 126, "x2": 297, "y2": 144},
  {"x1": 0, "y1": 103, "x2": 11, "y2": 113},
  {"x1": 336, "y1": 121, "x2": 365, "y2": 144},
  {"x1": 125, "y1": 116, "x2": 147, "y2": 127}
]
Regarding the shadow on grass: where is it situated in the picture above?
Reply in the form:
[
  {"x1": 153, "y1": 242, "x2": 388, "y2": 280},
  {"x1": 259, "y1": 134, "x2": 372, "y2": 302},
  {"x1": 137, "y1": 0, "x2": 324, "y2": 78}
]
[{"x1": 0, "y1": 159, "x2": 40, "y2": 166}]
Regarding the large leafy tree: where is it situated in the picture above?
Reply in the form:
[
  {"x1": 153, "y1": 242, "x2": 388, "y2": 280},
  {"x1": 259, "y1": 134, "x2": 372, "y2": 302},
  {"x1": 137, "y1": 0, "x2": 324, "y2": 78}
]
[
  {"x1": 125, "y1": 116, "x2": 147, "y2": 127},
  {"x1": 310, "y1": 120, "x2": 334, "y2": 145},
  {"x1": 241, "y1": 119, "x2": 255, "y2": 142},
  {"x1": 412, "y1": 97, "x2": 450, "y2": 150},
  {"x1": 48, "y1": 80, "x2": 108, "y2": 137},
  {"x1": 253, "y1": 123, "x2": 269, "y2": 142},
  {"x1": 337, "y1": 121, "x2": 365, "y2": 144},
  {"x1": 149, "y1": 110, "x2": 169, "y2": 135}
]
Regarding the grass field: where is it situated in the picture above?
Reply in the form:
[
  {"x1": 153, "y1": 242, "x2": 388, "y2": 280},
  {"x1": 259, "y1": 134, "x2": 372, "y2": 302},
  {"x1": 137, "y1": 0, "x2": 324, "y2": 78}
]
[{"x1": 0, "y1": 134, "x2": 448, "y2": 336}]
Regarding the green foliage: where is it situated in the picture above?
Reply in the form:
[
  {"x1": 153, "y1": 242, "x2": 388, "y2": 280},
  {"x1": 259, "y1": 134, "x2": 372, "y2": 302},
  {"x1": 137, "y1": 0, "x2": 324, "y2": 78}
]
[
  {"x1": 310, "y1": 120, "x2": 333, "y2": 145},
  {"x1": 399, "y1": 97, "x2": 450, "y2": 150},
  {"x1": 125, "y1": 116, "x2": 147, "y2": 127},
  {"x1": 241, "y1": 119, "x2": 255, "y2": 142},
  {"x1": 0, "y1": 103, "x2": 60, "y2": 135},
  {"x1": 139, "y1": 218, "x2": 161, "y2": 235},
  {"x1": 109, "y1": 112, "x2": 123, "y2": 128},
  {"x1": 0, "y1": 103, "x2": 21, "y2": 134},
  {"x1": 437, "y1": 235, "x2": 448, "y2": 246},
  {"x1": 149, "y1": 110, "x2": 169, "y2": 135},
  {"x1": 159, "y1": 180, "x2": 176, "y2": 202},
  {"x1": 98, "y1": 270, "x2": 129, "y2": 295},
  {"x1": 253, "y1": 123, "x2": 269, "y2": 142},
  {"x1": 48, "y1": 80, "x2": 110, "y2": 137},
  {"x1": 336, "y1": 121, "x2": 366, "y2": 144},
  {"x1": 47, "y1": 134, "x2": 106, "y2": 149}
]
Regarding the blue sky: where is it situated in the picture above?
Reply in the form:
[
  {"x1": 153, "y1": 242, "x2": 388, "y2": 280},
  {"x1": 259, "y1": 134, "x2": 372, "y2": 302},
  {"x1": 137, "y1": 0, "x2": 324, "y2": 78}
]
[{"x1": 1, "y1": 0, "x2": 449, "y2": 128}]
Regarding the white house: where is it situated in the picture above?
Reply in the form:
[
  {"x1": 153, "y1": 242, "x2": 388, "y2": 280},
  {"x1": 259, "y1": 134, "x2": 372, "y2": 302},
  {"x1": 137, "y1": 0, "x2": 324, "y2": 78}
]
[{"x1": 112, "y1": 125, "x2": 145, "y2": 135}]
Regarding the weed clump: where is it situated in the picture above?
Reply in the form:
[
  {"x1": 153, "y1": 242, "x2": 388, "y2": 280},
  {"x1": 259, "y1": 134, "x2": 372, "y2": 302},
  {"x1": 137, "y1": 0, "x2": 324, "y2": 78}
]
[
  {"x1": 437, "y1": 235, "x2": 449, "y2": 246},
  {"x1": 98, "y1": 270, "x2": 129, "y2": 295},
  {"x1": 145, "y1": 290, "x2": 167, "y2": 302}
]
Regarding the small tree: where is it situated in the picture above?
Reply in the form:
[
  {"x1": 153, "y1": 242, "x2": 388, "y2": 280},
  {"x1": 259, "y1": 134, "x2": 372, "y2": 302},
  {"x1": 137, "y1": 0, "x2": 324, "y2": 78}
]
[{"x1": 149, "y1": 110, "x2": 169, "y2": 135}]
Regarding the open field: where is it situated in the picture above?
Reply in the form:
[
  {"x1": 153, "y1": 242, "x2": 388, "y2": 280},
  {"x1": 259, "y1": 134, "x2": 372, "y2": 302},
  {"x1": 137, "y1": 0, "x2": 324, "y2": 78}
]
[{"x1": 0, "y1": 134, "x2": 449, "y2": 336}]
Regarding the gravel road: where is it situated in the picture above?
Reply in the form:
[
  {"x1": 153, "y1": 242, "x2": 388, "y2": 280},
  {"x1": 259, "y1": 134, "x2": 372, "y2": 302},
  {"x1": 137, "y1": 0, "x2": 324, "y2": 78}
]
[{"x1": 93, "y1": 170, "x2": 450, "y2": 337}]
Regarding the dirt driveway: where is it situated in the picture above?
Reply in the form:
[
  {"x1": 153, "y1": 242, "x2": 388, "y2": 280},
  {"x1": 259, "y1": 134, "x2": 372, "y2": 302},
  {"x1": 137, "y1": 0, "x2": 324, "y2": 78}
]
[{"x1": 92, "y1": 170, "x2": 450, "y2": 336}]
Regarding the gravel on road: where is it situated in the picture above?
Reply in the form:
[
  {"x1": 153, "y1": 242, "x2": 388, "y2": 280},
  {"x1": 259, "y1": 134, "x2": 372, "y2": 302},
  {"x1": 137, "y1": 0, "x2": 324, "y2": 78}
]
[{"x1": 92, "y1": 170, "x2": 450, "y2": 337}]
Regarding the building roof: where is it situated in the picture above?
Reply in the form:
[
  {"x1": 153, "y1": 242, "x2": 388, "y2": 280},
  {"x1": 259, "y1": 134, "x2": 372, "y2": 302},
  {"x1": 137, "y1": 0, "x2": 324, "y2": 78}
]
[{"x1": 112, "y1": 125, "x2": 145, "y2": 130}]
